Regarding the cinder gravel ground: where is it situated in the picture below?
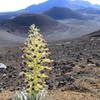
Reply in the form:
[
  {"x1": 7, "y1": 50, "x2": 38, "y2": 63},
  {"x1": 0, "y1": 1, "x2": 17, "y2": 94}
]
[{"x1": 0, "y1": 35, "x2": 100, "y2": 100}]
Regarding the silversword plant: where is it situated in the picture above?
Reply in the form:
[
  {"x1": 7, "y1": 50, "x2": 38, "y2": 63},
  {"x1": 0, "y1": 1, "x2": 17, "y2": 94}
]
[{"x1": 18, "y1": 24, "x2": 53, "y2": 100}]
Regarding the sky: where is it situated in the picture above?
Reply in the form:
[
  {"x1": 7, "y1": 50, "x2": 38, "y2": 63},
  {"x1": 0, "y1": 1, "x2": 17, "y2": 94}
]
[
  {"x1": 0, "y1": 0, "x2": 100, "y2": 12},
  {"x1": 0, "y1": 0, "x2": 47, "y2": 12}
]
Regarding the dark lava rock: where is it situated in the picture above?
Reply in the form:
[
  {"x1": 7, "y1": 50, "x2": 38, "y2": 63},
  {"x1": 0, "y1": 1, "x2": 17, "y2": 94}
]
[
  {"x1": 0, "y1": 65, "x2": 24, "y2": 91},
  {"x1": 95, "y1": 63, "x2": 100, "y2": 67},
  {"x1": 55, "y1": 75, "x2": 75, "y2": 88}
]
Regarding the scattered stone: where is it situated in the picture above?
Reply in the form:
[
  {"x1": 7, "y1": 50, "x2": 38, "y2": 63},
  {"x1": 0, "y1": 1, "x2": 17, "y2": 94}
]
[
  {"x1": 87, "y1": 64, "x2": 96, "y2": 67},
  {"x1": 3, "y1": 74, "x2": 6, "y2": 77},
  {"x1": 0, "y1": 63, "x2": 7, "y2": 69},
  {"x1": 95, "y1": 63, "x2": 100, "y2": 67}
]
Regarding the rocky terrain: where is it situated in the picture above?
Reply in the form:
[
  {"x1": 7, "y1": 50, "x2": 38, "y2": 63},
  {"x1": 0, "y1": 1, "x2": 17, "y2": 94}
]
[
  {"x1": 48, "y1": 36, "x2": 100, "y2": 94},
  {"x1": 0, "y1": 32, "x2": 100, "y2": 99}
]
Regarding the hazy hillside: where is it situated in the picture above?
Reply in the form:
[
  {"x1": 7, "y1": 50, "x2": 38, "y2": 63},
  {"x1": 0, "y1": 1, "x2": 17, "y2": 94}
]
[
  {"x1": 0, "y1": 12, "x2": 17, "y2": 23},
  {"x1": 1, "y1": 13, "x2": 62, "y2": 36},
  {"x1": 87, "y1": 30, "x2": 100, "y2": 37},
  {"x1": 43, "y1": 7, "x2": 85, "y2": 20},
  {"x1": 10, "y1": 13, "x2": 58, "y2": 28},
  {"x1": 0, "y1": 29, "x2": 25, "y2": 44},
  {"x1": 78, "y1": 7, "x2": 100, "y2": 14},
  {"x1": 1, "y1": 13, "x2": 100, "y2": 41}
]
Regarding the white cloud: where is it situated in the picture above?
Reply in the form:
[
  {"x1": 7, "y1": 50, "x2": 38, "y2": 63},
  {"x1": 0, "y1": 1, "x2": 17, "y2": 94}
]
[
  {"x1": 0, "y1": 0, "x2": 47, "y2": 12},
  {"x1": 84, "y1": 0, "x2": 100, "y2": 4}
]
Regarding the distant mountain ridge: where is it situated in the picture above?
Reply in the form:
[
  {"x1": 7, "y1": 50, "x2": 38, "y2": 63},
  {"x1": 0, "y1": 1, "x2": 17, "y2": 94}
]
[
  {"x1": 0, "y1": 0, "x2": 100, "y2": 23},
  {"x1": 43, "y1": 7, "x2": 85, "y2": 20},
  {"x1": 18, "y1": 0, "x2": 100, "y2": 13}
]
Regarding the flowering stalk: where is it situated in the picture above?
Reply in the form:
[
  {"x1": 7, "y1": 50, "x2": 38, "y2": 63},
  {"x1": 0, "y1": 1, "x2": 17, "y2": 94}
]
[{"x1": 21, "y1": 24, "x2": 53, "y2": 99}]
